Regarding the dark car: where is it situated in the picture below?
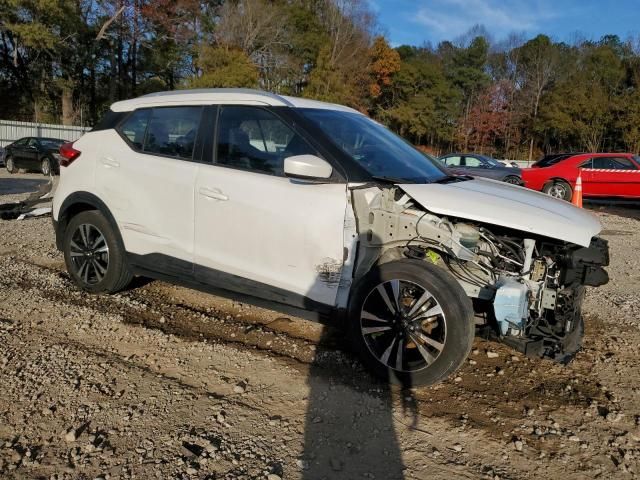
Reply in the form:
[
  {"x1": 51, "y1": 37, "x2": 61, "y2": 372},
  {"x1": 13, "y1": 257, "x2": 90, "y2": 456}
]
[
  {"x1": 438, "y1": 153, "x2": 523, "y2": 184},
  {"x1": 4, "y1": 137, "x2": 68, "y2": 175}
]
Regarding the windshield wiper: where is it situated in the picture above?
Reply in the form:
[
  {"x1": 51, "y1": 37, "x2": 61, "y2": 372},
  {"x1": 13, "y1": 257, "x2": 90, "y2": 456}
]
[
  {"x1": 432, "y1": 174, "x2": 473, "y2": 184},
  {"x1": 370, "y1": 175, "x2": 418, "y2": 184}
]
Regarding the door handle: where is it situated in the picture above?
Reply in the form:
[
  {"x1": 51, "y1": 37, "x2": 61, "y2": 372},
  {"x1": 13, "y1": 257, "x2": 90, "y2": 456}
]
[
  {"x1": 199, "y1": 187, "x2": 228, "y2": 201},
  {"x1": 100, "y1": 156, "x2": 120, "y2": 168}
]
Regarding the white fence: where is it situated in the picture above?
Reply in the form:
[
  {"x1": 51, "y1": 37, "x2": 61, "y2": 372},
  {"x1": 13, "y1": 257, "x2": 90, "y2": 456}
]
[{"x1": 0, "y1": 119, "x2": 90, "y2": 147}]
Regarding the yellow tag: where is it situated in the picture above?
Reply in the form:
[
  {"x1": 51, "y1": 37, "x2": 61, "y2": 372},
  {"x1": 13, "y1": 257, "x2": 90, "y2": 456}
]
[{"x1": 426, "y1": 250, "x2": 440, "y2": 264}]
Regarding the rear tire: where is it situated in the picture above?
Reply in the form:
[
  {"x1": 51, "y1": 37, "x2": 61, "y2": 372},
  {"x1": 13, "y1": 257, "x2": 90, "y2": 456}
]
[
  {"x1": 348, "y1": 259, "x2": 475, "y2": 386},
  {"x1": 503, "y1": 175, "x2": 522, "y2": 185},
  {"x1": 5, "y1": 156, "x2": 16, "y2": 174},
  {"x1": 543, "y1": 180, "x2": 572, "y2": 201},
  {"x1": 41, "y1": 157, "x2": 52, "y2": 176},
  {"x1": 63, "y1": 210, "x2": 133, "y2": 294}
]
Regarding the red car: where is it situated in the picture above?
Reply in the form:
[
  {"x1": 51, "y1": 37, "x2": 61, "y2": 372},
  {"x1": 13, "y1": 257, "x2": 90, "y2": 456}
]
[{"x1": 522, "y1": 153, "x2": 640, "y2": 200}]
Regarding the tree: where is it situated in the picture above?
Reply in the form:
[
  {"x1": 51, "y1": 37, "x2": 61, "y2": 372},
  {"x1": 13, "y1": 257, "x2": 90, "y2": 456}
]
[
  {"x1": 188, "y1": 46, "x2": 258, "y2": 88},
  {"x1": 459, "y1": 81, "x2": 511, "y2": 154},
  {"x1": 515, "y1": 35, "x2": 560, "y2": 160},
  {"x1": 367, "y1": 36, "x2": 400, "y2": 108}
]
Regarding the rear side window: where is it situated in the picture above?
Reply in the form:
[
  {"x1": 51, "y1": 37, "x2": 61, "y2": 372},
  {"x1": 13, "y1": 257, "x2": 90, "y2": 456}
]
[
  {"x1": 144, "y1": 107, "x2": 203, "y2": 159},
  {"x1": 118, "y1": 106, "x2": 203, "y2": 160},
  {"x1": 119, "y1": 110, "x2": 150, "y2": 149}
]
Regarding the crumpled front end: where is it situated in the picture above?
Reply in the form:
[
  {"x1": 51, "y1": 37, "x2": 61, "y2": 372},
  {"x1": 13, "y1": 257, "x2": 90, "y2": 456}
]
[{"x1": 349, "y1": 183, "x2": 610, "y2": 363}]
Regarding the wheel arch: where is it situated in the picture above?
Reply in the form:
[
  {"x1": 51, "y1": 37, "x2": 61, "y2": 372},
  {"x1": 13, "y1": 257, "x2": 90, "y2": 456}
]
[
  {"x1": 56, "y1": 192, "x2": 120, "y2": 251},
  {"x1": 502, "y1": 173, "x2": 523, "y2": 183},
  {"x1": 543, "y1": 176, "x2": 571, "y2": 189}
]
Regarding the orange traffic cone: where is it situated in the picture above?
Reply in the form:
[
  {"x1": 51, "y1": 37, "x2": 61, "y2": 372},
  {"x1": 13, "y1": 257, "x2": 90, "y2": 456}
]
[{"x1": 572, "y1": 172, "x2": 583, "y2": 208}]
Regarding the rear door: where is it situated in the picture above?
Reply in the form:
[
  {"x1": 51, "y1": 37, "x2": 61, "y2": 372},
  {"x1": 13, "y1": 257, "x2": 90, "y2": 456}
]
[
  {"x1": 442, "y1": 155, "x2": 466, "y2": 175},
  {"x1": 194, "y1": 105, "x2": 348, "y2": 309},
  {"x1": 102, "y1": 106, "x2": 204, "y2": 275},
  {"x1": 581, "y1": 156, "x2": 639, "y2": 197}
]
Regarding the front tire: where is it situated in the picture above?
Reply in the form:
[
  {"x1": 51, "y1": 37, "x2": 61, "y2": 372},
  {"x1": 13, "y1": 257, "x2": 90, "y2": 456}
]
[
  {"x1": 63, "y1": 210, "x2": 133, "y2": 294},
  {"x1": 543, "y1": 180, "x2": 572, "y2": 201},
  {"x1": 5, "y1": 156, "x2": 16, "y2": 174},
  {"x1": 348, "y1": 259, "x2": 475, "y2": 386}
]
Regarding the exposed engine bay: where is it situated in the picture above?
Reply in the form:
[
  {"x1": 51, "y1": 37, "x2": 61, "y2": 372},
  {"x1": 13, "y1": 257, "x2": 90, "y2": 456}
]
[{"x1": 349, "y1": 185, "x2": 610, "y2": 362}]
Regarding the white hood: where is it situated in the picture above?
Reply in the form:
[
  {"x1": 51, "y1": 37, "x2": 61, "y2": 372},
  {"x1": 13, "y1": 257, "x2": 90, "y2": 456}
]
[{"x1": 400, "y1": 178, "x2": 601, "y2": 247}]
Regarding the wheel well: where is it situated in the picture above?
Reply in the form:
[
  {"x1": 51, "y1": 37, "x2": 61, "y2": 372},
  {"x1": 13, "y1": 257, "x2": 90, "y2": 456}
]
[
  {"x1": 503, "y1": 174, "x2": 522, "y2": 183},
  {"x1": 56, "y1": 192, "x2": 120, "y2": 251},
  {"x1": 60, "y1": 202, "x2": 97, "y2": 227},
  {"x1": 543, "y1": 177, "x2": 570, "y2": 189}
]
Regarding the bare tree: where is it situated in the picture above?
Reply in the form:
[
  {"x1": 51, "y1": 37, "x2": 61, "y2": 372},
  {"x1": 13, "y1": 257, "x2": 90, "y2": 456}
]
[{"x1": 517, "y1": 35, "x2": 559, "y2": 160}]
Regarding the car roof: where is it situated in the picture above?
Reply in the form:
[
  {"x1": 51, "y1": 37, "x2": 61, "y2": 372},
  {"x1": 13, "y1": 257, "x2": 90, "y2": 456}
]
[{"x1": 110, "y1": 88, "x2": 362, "y2": 114}]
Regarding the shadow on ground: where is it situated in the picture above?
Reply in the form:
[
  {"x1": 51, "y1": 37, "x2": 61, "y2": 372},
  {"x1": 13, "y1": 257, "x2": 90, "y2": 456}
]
[
  {"x1": 301, "y1": 325, "x2": 407, "y2": 480},
  {"x1": 586, "y1": 199, "x2": 640, "y2": 221}
]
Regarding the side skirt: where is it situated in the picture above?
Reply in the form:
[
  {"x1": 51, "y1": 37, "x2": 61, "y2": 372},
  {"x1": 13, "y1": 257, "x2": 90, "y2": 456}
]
[{"x1": 127, "y1": 253, "x2": 342, "y2": 326}]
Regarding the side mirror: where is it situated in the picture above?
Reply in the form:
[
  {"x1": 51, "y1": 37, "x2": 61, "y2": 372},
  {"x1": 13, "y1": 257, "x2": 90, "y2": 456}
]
[{"x1": 284, "y1": 154, "x2": 332, "y2": 180}]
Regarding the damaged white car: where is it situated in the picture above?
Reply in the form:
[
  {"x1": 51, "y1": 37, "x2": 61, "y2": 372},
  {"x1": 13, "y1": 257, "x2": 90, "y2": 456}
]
[{"x1": 52, "y1": 89, "x2": 609, "y2": 386}]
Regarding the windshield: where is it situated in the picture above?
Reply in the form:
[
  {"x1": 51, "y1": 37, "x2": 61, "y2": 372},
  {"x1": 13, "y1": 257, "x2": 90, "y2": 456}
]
[
  {"x1": 39, "y1": 139, "x2": 66, "y2": 149},
  {"x1": 299, "y1": 109, "x2": 447, "y2": 183}
]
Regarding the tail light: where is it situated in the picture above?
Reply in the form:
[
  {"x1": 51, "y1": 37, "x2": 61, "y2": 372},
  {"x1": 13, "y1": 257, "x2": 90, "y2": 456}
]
[{"x1": 59, "y1": 142, "x2": 81, "y2": 167}]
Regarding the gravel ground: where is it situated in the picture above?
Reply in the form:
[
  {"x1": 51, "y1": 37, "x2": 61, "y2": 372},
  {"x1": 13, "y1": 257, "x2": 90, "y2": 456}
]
[{"x1": 1, "y1": 171, "x2": 639, "y2": 479}]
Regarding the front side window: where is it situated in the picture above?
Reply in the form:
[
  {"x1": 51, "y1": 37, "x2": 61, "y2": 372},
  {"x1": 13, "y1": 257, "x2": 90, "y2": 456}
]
[
  {"x1": 464, "y1": 156, "x2": 483, "y2": 167},
  {"x1": 14, "y1": 138, "x2": 29, "y2": 147},
  {"x1": 589, "y1": 157, "x2": 637, "y2": 170},
  {"x1": 27, "y1": 138, "x2": 38, "y2": 148},
  {"x1": 299, "y1": 109, "x2": 446, "y2": 183},
  {"x1": 144, "y1": 107, "x2": 202, "y2": 159},
  {"x1": 216, "y1": 106, "x2": 317, "y2": 176}
]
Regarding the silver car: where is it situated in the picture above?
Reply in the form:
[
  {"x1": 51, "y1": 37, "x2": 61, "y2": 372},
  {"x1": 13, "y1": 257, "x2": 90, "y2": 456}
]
[{"x1": 438, "y1": 153, "x2": 522, "y2": 184}]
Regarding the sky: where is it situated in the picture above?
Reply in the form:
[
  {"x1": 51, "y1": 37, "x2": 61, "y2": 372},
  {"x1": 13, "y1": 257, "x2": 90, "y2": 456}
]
[{"x1": 370, "y1": 0, "x2": 640, "y2": 47}]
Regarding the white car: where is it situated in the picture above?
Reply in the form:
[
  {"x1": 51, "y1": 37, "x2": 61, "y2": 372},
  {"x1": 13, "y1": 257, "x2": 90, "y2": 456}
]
[{"x1": 52, "y1": 89, "x2": 609, "y2": 386}]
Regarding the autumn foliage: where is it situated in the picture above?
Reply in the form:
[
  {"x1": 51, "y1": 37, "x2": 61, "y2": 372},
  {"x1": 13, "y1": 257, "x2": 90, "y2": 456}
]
[{"x1": 1, "y1": 1, "x2": 640, "y2": 158}]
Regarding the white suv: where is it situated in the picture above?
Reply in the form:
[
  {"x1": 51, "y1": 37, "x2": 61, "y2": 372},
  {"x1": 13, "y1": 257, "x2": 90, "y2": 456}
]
[{"x1": 53, "y1": 89, "x2": 609, "y2": 385}]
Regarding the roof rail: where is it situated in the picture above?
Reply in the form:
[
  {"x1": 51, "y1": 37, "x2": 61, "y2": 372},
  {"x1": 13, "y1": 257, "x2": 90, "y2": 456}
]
[{"x1": 139, "y1": 88, "x2": 295, "y2": 107}]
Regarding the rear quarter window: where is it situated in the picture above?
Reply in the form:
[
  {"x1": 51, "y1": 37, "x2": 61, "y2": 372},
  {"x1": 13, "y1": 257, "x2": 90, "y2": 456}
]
[{"x1": 92, "y1": 110, "x2": 127, "y2": 131}]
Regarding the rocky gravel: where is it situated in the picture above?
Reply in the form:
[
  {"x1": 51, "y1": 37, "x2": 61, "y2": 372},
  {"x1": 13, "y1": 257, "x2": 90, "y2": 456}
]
[{"x1": 1, "y1": 171, "x2": 639, "y2": 479}]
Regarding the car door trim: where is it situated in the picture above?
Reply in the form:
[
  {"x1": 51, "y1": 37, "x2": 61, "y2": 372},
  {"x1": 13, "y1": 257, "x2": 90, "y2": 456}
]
[{"x1": 126, "y1": 252, "x2": 338, "y2": 324}]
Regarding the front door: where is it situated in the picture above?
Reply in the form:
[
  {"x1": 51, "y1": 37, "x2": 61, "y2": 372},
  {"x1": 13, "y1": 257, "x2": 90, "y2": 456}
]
[
  {"x1": 581, "y1": 156, "x2": 640, "y2": 197},
  {"x1": 194, "y1": 105, "x2": 348, "y2": 309},
  {"x1": 25, "y1": 138, "x2": 41, "y2": 169}
]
